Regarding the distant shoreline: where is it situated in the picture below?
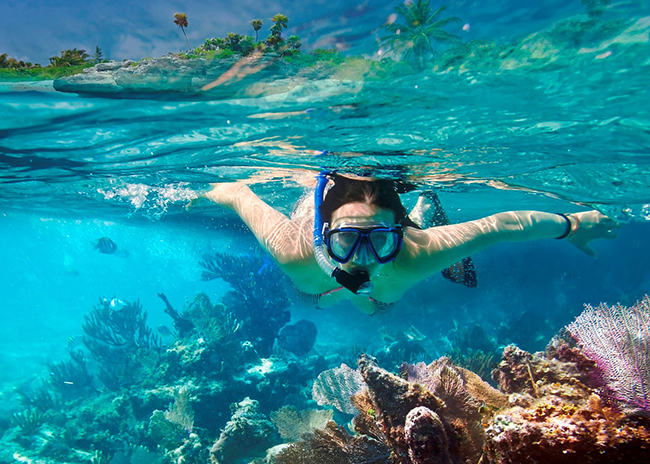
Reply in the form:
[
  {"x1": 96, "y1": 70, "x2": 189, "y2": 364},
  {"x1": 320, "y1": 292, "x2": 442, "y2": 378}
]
[{"x1": 0, "y1": 80, "x2": 56, "y2": 92}]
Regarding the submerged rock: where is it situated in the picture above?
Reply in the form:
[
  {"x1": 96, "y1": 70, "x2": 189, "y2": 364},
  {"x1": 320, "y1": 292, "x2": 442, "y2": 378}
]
[
  {"x1": 277, "y1": 319, "x2": 317, "y2": 356},
  {"x1": 210, "y1": 397, "x2": 280, "y2": 464}
]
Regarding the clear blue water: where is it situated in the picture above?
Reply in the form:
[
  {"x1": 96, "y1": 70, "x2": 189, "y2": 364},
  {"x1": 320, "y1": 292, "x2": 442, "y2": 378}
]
[{"x1": 1, "y1": 2, "x2": 650, "y2": 460}]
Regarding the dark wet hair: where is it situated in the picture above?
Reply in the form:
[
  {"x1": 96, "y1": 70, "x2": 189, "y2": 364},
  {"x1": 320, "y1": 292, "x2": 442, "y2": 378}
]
[{"x1": 320, "y1": 174, "x2": 419, "y2": 228}]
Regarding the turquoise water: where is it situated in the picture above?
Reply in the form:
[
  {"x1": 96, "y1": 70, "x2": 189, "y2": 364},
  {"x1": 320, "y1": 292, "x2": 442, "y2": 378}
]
[{"x1": 1, "y1": 5, "x2": 650, "y2": 463}]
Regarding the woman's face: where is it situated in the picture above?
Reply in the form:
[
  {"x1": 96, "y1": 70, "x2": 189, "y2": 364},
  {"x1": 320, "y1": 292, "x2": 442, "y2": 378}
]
[{"x1": 329, "y1": 201, "x2": 397, "y2": 277}]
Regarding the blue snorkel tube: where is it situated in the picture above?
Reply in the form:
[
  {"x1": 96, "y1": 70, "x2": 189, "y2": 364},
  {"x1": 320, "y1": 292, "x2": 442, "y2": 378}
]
[{"x1": 313, "y1": 171, "x2": 374, "y2": 295}]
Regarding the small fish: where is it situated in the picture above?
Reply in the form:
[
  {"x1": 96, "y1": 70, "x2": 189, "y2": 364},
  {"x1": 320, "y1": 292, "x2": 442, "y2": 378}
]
[
  {"x1": 94, "y1": 237, "x2": 118, "y2": 254},
  {"x1": 157, "y1": 325, "x2": 173, "y2": 337},
  {"x1": 109, "y1": 298, "x2": 127, "y2": 312},
  {"x1": 66, "y1": 335, "x2": 84, "y2": 350}
]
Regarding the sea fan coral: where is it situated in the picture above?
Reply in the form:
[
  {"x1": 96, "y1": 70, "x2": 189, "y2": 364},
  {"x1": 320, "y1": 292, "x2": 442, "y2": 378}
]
[
  {"x1": 312, "y1": 363, "x2": 365, "y2": 415},
  {"x1": 567, "y1": 295, "x2": 650, "y2": 413}
]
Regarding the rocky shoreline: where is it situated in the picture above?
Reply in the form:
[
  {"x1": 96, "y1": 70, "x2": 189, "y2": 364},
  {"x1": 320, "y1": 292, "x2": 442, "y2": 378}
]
[{"x1": 52, "y1": 55, "x2": 348, "y2": 100}]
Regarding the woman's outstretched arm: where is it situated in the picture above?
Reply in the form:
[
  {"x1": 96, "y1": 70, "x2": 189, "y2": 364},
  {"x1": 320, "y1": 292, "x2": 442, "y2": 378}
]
[
  {"x1": 201, "y1": 183, "x2": 314, "y2": 268},
  {"x1": 401, "y1": 210, "x2": 619, "y2": 279}
]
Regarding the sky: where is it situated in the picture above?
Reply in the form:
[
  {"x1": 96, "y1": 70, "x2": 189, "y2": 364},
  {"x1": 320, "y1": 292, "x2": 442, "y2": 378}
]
[{"x1": 0, "y1": 0, "x2": 602, "y2": 66}]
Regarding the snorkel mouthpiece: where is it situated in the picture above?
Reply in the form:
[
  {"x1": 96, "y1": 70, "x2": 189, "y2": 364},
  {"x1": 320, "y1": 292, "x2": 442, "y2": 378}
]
[
  {"x1": 313, "y1": 171, "x2": 374, "y2": 295},
  {"x1": 332, "y1": 268, "x2": 373, "y2": 295}
]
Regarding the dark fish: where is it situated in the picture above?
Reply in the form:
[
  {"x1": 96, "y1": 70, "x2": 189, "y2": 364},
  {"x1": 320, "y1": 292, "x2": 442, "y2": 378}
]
[
  {"x1": 157, "y1": 325, "x2": 173, "y2": 337},
  {"x1": 95, "y1": 237, "x2": 118, "y2": 254},
  {"x1": 277, "y1": 319, "x2": 317, "y2": 356}
]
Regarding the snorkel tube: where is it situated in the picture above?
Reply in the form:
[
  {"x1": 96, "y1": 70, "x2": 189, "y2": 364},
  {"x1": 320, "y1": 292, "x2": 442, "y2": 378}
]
[{"x1": 313, "y1": 171, "x2": 374, "y2": 295}]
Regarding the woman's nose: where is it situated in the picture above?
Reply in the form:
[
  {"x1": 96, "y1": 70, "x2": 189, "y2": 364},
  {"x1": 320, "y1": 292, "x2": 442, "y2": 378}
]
[{"x1": 352, "y1": 241, "x2": 374, "y2": 265}]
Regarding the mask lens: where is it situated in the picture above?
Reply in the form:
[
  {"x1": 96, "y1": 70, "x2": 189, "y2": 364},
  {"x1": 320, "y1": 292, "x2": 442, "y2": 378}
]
[
  {"x1": 369, "y1": 230, "x2": 399, "y2": 260},
  {"x1": 329, "y1": 230, "x2": 361, "y2": 261}
]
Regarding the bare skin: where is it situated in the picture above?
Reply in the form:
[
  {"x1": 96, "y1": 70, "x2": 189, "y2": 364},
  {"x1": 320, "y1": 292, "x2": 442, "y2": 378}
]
[{"x1": 201, "y1": 182, "x2": 620, "y2": 314}]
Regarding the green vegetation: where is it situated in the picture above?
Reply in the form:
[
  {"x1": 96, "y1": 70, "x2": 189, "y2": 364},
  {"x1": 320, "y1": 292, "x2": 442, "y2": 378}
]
[
  {"x1": 187, "y1": 13, "x2": 301, "y2": 59},
  {"x1": 0, "y1": 65, "x2": 91, "y2": 81},
  {"x1": 379, "y1": 0, "x2": 462, "y2": 70},
  {"x1": 48, "y1": 48, "x2": 89, "y2": 67},
  {"x1": 0, "y1": 47, "x2": 98, "y2": 81}
]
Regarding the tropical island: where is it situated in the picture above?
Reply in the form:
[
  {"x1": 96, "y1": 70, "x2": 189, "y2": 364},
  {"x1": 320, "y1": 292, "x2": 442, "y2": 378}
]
[{"x1": 0, "y1": 0, "x2": 638, "y2": 99}]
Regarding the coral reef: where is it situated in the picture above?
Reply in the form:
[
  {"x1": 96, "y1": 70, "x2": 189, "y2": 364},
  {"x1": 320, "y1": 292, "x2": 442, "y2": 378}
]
[
  {"x1": 280, "y1": 336, "x2": 650, "y2": 463},
  {"x1": 280, "y1": 354, "x2": 505, "y2": 463},
  {"x1": 486, "y1": 338, "x2": 650, "y2": 462},
  {"x1": 7, "y1": 257, "x2": 650, "y2": 464}
]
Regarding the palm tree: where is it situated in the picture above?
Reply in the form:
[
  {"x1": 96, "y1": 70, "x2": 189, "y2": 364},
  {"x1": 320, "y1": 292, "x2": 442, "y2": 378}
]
[
  {"x1": 379, "y1": 0, "x2": 461, "y2": 70},
  {"x1": 174, "y1": 13, "x2": 191, "y2": 50},
  {"x1": 267, "y1": 14, "x2": 289, "y2": 46},
  {"x1": 49, "y1": 48, "x2": 89, "y2": 67},
  {"x1": 0, "y1": 54, "x2": 8, "y2": 68},
  {"x1": 582, "y1": 0, "x2": 611, "y2": 18},
  {"x1": 250, "y1": 19, "x2": 263, "y2": 42}
]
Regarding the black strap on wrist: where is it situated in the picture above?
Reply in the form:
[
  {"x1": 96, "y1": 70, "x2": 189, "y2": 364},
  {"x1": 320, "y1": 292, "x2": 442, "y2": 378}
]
[{"x1": 555, "y1": 213, "x2": 572, "y2": 240}]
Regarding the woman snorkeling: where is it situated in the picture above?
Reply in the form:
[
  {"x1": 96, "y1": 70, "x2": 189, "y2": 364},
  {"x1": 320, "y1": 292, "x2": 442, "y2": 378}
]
[{"x1": 199, "y1": 172, "x2": 619, "y2": 315}]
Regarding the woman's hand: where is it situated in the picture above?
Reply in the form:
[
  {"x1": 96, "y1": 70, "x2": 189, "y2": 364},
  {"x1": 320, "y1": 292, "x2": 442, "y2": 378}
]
[
  {"x1": 187, "y1": 183, "x2": 247, "y2": 210},
  {"x1": 566, "y1": 211, "x2": 620, "y2": 257}
]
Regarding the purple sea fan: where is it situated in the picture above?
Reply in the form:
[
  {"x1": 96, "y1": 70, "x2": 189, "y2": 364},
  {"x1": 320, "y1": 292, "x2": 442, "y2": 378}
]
[{"x1": 567, "y1": 295, "x2": 650, "y2": 413}]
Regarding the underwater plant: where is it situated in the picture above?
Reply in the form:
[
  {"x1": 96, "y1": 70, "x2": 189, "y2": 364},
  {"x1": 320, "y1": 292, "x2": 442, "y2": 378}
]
[
  {"x1": 567, "y1": 295, "x2": 650, "y2": 413},
  {"x1": 379, "y1": 0, "x2": 461, "y2": 70},
  {"x1": 448, "y1": 323, "x2": 498, "y2": 381},
  {"x1": 174, "y1": 13, "x2": 191, "y2": 50}
]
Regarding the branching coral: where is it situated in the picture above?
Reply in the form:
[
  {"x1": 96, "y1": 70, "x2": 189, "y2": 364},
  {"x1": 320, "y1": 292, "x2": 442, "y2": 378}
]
[
  {"x1": 12, "y1": 408, "x2": 46, "y2": 436},
  {"x1": 83, "y1": 298, "x2": 161, "y2": 389},
  {"x1": 182, "y1": 292, "x2": 241, "y2": 345},
  {"x1": 47, "y1": 349, "x2": 94, "y2": 399},
  {"x1": 199, "y1": 252, "x2": 290, "y2": 357}
]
